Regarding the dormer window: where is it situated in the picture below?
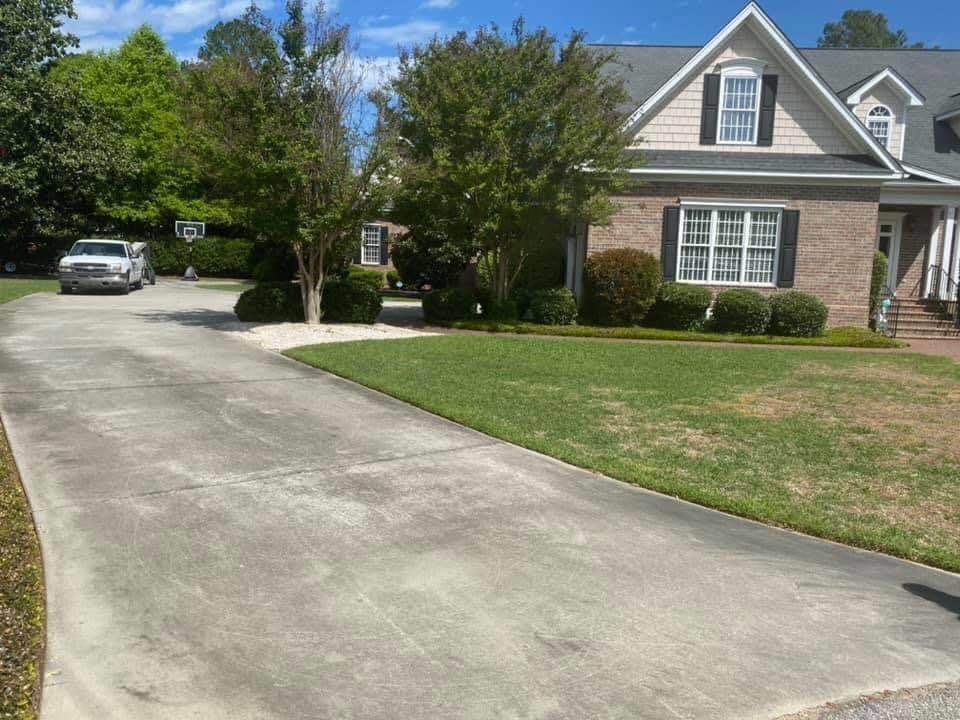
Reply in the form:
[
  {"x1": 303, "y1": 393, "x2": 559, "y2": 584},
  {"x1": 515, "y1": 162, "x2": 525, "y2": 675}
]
[
  {"x1": 717, "y1": 62, "x2": 763, "y2": 144},
  {"x1": 867, "y1": 106, "x2": 892, "y2": 148}
]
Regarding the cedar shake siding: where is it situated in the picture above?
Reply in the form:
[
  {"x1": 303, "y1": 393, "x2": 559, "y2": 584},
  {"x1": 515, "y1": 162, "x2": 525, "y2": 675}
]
[
  {"x1": 588, "y1": 182, "x2": 880, "y2": 327},
  {"x1": 632, "y1": 26, "x2": 858, "y2": 156}
]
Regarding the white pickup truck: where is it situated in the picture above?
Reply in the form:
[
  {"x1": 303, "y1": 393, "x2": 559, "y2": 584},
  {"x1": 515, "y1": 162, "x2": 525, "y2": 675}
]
[{"x1": 58, "y1": 239, "x2": 145, "y2": 295}]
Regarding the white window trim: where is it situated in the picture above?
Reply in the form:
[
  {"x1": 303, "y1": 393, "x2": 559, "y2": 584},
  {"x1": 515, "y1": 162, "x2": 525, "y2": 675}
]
[
  {"x1": 677, "y1": 204, "x2": 782, "y2": 288},
  {"x1": 716, "y1": 62, "x2": 763, "y2": 146},
  {"x1": 866, "y1": 105, "x2": 892, "y2": 150},
  {"x1": 361, "y1": 223, "x2": 385, "y2": 265}
]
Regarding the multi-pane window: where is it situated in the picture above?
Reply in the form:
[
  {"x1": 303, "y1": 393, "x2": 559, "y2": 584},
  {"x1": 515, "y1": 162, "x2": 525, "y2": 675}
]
[
  {"x1": 718, "y1": 75, "x2": 760, "y2": 143},
  {"x1": 866, "y1": 106, "x2": 892, "y2": 149},
  {"x1": 678, "y1": 207, "x2": 781, "y2": 285},
  {"x1": 361, "y1": 224, "x2": 383, "y2": 264}
]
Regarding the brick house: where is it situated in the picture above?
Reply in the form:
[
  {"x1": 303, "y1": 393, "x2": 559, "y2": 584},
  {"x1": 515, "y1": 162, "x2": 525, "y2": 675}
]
[{"x1": 565, "y1": 2, "x2": 960, "y2": 335}]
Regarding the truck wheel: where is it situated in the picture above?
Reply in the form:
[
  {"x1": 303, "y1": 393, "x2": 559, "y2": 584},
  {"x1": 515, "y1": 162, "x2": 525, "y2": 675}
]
[
  {"x1": 134, "y1": 273, "x2": 143, "y2": 290},
  {"x1": 120, "y1": 273, "x2": 130, "y2": 295}
]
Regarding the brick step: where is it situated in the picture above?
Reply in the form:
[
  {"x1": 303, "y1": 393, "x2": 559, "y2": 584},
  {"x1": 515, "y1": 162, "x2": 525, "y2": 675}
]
[
  {"x1": 896, "y1": 323, "x2": 960, "y2": 334},
  {"x1": 899, "y1": 331, "x2": 960, "y2": 339},
  {"x1": 893, "y1": 309, "x2": 953, "y2": 320},
  {"x1": 895, "y1": 315, "x2": 959, "y2": 325}
]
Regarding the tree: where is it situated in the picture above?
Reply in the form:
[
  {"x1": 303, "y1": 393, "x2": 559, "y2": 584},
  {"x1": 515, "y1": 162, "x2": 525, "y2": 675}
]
[
  {"x1": 184, "y1": 2, "x2": 397, "y2": 323},
  {"x1": 389, "y1": 21, "x2": 630, "y2": 304},
  {"x1": 51, "y1": 26, "x2": 237, "y2": 234},
  {"x1": 0, "y1": 0, "x2": 126, "y2": 261},
  {"x1": 818, "y1": 10, "x2": 925, "y2": 48}
]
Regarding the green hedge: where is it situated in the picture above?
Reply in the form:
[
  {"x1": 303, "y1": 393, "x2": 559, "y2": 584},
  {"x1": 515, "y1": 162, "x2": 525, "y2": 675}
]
[
  {"x1": 712, "y1": 289, "x2": 771, "y2": 335},
  {"x1": 322, "y1": 279, "x2": 382, "y2": 323},
  {"x1": 769, "y1": 291, "x2": 828, "y2": 337},
  {"x1": 147, "y1": 236, "x2": 255, "y2": 277},
  {"x1": 529, "y1": 287, "x2": 578, "y2": 325},
  {"x1": 649, "y1": 283, "x2": 712, "y2": 330},
  {"x1": 348, "y1": 265, "x2": 386, "y2": 291},
  {"x1": 234, "y1": 283, "x2": 303, "y2": 322},
  {"x1": 869, "y1": 250, "x2": 889, "y2": 322},
  {"x1": 581, "y1": 248, "x2": 661, "y2": 326},
  {"x1": 422, "y1": 287, "x2": 476, "y2": 322}
]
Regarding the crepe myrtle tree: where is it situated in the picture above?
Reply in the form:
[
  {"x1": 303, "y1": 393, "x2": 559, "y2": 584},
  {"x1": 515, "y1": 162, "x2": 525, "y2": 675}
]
[
  {"x1": 389, "y1": 20, "x2": 631, "y2": 303},
  {"x1": 184, "y1": 1, "x2": 397, "y2": 323}
]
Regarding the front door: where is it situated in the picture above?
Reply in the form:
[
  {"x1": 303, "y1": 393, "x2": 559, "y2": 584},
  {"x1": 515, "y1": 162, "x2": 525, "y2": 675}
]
[{"x1": 876, "y1": 213, "x2": 903, "y2": 293}]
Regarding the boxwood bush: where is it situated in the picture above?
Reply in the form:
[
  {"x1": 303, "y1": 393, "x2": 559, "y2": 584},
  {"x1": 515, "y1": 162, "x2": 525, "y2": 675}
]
[
  {"x1": 580, "y1": 248, "x2": 662, "y2": 326},
  {"x1": 348, "y1": 265, "x2": 385, "y2": 291},
  {"x1": 869, "y1": 250, "x2": 888, "y2": 323},
  {"x1": 234, "y1": 283, "x2": 304, "y2": 322},
  {"x1": 768, "y1": 290, "x2": 828, "y2": 337},
  {"x1": 529, "y1": 287, "x2": 578, "y2": 325},
  {"x1": 322, "y1": 279, "x2": 382, "y2": 323},
  {"x1": 712, "y1": 288, "x2": 771, "y2": 335},
  {"x1": 483, "y1": 299, "x2": 519, "y2": 322},
  {"x1": 422, "y1": 287, "x2": 476, "y2": 322},
  {"x1": 649, "y1": 283, "x2": 712, "y2": 330}
]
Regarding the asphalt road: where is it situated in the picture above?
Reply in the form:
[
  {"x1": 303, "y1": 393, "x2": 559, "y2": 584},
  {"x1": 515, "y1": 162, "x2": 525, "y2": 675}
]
[{"x1": 1, "y1": 285, "x2": 958, "y2": 720}]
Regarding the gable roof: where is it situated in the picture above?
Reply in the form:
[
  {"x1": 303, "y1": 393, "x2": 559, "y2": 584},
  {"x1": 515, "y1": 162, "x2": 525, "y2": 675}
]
[
  {"x1": 596, "y1": 4, "x2": 960, "y2": 183},
  {"x1": 615, "y1": 2, "x2": 901, "y2": 174},
  {"x1": 844, "y1": 67, "x2": 924, "y2": 107}
]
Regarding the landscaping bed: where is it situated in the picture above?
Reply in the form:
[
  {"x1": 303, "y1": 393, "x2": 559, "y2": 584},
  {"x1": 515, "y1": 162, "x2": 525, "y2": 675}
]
[
  {"x1": 0, "y1": 421, "x2": 44, "y2": 720},
  {"x1": 436, "y1": 319, "x2": 903, "y2": 349},
  {"x1": 287, "y1": 335, "x2": 960, "y2": 571}
]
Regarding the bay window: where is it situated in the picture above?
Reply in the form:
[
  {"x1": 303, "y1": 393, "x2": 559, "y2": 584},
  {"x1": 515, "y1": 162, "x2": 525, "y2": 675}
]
[{"x1": 678, "y1": 206, "x2": 781, "y2": 286}]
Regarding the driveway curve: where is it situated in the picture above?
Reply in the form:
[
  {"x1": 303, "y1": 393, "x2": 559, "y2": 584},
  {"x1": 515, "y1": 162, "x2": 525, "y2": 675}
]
[{"x1": 1, "y1": 285, "x2": 958, "y2": 720}]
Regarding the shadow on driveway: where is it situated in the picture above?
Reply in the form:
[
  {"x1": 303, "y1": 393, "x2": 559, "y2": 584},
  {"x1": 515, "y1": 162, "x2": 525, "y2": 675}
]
[{"x1": 903, "y1": 583, "x2": 960, "y2": 620}]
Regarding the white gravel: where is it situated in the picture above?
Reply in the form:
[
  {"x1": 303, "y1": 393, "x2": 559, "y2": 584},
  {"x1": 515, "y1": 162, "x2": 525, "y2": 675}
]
[{"x1": 220, "y1": 320, "x2": 434, "y2": 352}]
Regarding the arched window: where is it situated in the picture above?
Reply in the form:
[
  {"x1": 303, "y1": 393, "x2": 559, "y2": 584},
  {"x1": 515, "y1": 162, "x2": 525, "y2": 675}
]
[{"x1": 867, "y1": 106, "x2": 892, "y2": 149}]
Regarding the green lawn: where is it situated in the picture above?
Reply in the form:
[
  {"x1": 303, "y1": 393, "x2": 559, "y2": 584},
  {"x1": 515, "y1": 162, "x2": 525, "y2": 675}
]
[
  {"x1": 193, "y1": 279, "x2": 255, "y2": 293},
  {"x1": 0, "y1": 423, "x2": 44, "y2": 720},
  {"x1": 438, "y1": 319, "x2": 903, "y2": 349},
  {"x1": 0, "y1": 278, "x2": 59, "y2": 305},
  {"x1": 288, "y1": 335, "x2": 960, "y2": 571}
]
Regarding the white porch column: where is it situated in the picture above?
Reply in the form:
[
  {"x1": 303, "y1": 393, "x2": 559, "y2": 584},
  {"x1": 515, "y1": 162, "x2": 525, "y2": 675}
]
[
  {"x1": 940, "y1": 207, "x2": 956, "y2": 299},
  {"x1": 925, "y1": 207, "x2": 943, "y2": 298},
  {"x1": 950, "y1": 207, "x2": 960, "y2": 298}
]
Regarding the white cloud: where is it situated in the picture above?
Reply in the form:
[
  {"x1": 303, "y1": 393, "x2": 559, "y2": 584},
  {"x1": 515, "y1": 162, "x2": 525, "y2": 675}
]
[
  {"x1": 352, "y1": 55, "x2": 400, "y2": 92},
  {"x1": 358, "y1": 19, "x2": 451, "y2": 47},
  {"x1": 66, "y1": 0, "x2": 273, "y2": 50},
  {"x1": 624, "y1": 25, "x2": 636, "y2": 33},
  {"x1": 420, "y1": 0, "x2": 456, "y2": 8}
]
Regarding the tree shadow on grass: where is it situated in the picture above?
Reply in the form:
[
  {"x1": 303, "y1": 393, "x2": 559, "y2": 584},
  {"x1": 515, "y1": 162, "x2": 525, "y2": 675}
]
[{"x1": 903, "y1": 583, "x2": 960, "y2": 620}]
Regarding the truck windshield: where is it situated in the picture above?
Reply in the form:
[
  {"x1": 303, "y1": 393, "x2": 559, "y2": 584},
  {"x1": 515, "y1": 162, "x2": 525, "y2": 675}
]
[{"x1": 69, "y1": 242, "x2": 127, "y2": 258}]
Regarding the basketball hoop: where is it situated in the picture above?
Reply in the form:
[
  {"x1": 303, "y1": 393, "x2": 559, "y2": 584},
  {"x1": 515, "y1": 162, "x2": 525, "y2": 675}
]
[{"x1": 183, "y1": 227, "x2": 197, "y2": 243}]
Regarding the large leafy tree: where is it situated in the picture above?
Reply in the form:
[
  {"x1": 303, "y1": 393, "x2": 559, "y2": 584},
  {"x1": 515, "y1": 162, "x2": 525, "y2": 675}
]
[
  {"x1": 390, "y1": 21, "x2": 630, "y2": 303},
  {"x1": 0, "y1": 0, "x2": 125, "y2": 259},
  {"x1": 184, "y1": 2, "x2": 397, "y2": 323},
  {"x1": 52, "y1": 26, "x2": 236, "y2": 234},
  {"x1": 818, "y1": 10, "x2": 925, "y2": 48}
]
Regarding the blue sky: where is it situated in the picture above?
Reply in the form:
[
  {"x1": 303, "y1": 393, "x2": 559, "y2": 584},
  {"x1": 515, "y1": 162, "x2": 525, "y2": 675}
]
[{"x1": 65, "y1": 0, "x2": 960, "y2": 83}]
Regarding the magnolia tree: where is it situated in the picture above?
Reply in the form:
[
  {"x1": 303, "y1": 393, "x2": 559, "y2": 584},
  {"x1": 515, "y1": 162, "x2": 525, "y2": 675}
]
[
  {"x1": 389, "y1": 21, "x2": 631, "y2": 303},
  {"x1": 185, "y1": 1, "x2": 396, "y2": 323}
]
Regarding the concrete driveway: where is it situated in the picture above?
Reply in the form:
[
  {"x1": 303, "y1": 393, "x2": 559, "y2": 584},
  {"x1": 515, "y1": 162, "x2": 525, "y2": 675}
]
[{"x1": 1, "y1": 285, "x2": 958, "y2": 720}]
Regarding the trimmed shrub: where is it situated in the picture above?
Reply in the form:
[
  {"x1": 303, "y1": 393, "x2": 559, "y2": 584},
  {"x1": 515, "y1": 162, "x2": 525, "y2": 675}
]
[
  {"x1": 422, "y1": 287, "x2": 476, "y2": 322},
  {"x1": 149, "y1": 236, "x2": 255, "y2": 277},
  {"x1": 234, "y1": 283, "x2": 303, "y2": 322},
  {"x1": 769, "y1": 291, "x2": 828, "y2": 337},
  {"x1": 530, "y1": 287, "x2": 578, "y2": 325},
  {"x1": 869, "y1": 250, "x2": 889, "y2": 322},
  {"x1": 483, "y1": 299, "x2": 519, "y2": 322},
  {"x1": 386, "y1": 270, "x2": 401, "y2": 289},
  {"x1": 322, "y1": 279, "x2": 382, "y2": 323},
  {"x1": 581, "y1": 248, "x2": 661, "y2": 326},
  {"x1": 712, "y1": 289, "x2": 771, "y2": 335},
  {"x1": 348, "y1": 265, "x2": 385, "y2": 291},
  {"x1": 649, "y1": 283, "x2": 712, "y2": 330}
]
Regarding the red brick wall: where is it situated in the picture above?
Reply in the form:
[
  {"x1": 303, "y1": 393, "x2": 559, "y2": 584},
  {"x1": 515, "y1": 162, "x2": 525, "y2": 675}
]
[
  {"x1": 884, "y1": 206, "x2": 931, "y2": 297},
  {"x1": 588, "y1": 182, "x2": 881, "y2": 326}
]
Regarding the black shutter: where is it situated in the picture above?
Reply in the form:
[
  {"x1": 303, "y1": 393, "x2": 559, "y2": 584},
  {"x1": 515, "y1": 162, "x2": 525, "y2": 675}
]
[
  {"x1": 778, "y1": 210, "x2": 799, "y2": 288},
  {"x1": 379, "y1": 226, "x2": 389, "y2": 265},
  {"x1": 757, "y1": 75, "x2": 778, "y2": 147},
  {"x1": 700, "y1": 74, "x2": 721, "y2": 145},
  {"x1": 661, "y1": 206, "x2": 680, "y2": 282},
  {"x1": 354, "y1": 233, "x2": 362, "y2": 264}
]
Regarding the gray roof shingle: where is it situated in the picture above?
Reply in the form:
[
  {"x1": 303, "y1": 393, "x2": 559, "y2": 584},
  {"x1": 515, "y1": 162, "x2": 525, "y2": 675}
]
[
  {"x1": 596, "y1": 44, "x2": 960, "y2": 180},
  {"x1": 626, "y1": 150, "x2": 891, "y2": 175}
]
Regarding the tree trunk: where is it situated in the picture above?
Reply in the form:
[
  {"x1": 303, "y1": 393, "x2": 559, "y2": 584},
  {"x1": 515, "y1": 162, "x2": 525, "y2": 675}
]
[{"x1": 295, "y1": 242, "x2": 328, "y2": 325}]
